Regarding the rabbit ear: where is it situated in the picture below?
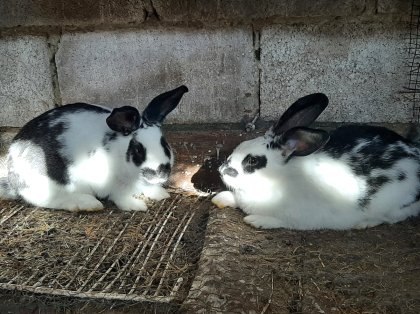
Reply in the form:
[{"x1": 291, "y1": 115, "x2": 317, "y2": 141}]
[
  {"x1": 279, "y1": 127, "x2": 330, "y2": 159},
  {"x1": 106, "y1": 106, "x2": 141, "y2": 135},
  {"x1": 271, "y1": 93, "x2": 328, "y2": 135},
  {"x1": 142, "y1": 85, "x2": 188, "y2": 125}
]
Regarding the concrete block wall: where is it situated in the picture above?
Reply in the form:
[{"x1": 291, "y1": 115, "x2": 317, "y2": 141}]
[{"x1": 0, "y1": 0, "x2": 413, "y2": 127}]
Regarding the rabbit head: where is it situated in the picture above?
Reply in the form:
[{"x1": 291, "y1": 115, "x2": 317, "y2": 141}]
[
  {"x1": 219, "y1": 93, "x2": 330, "y2": 192},
  {"x1": 106, "y1": 85, "x2": 188, "y2": 185}
]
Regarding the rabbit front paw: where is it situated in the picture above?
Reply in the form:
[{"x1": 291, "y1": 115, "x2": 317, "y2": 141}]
[
  {"x1": 244, "y1": 215, "x2": 285, "y2": 229},
  {"x1": 114, "y1": 196, "x2": 147, "y2": 212},
  {"x1": 64, "y1": 194, "x2": 104, "y2": 212},
  {"x1": 141, "y1": 185, "x2": 170, "y2": 201},
  {"x1": 211, "y1": 191, "x2": 237, "y2": 209}
]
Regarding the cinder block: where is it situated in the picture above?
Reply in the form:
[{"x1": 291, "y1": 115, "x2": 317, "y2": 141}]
[
  {"x1": 0, "y1": 0, "x2": 147, "y2": 28},
  {"x1": 0, "y1": 36, "x2": 55, "y2": 127},
  {"x1": 0, "y1": 0, "x2": 61, "y2": 27},
  {"x1": 260, "y1": 22, "x2": 411, "y2": 123},
  {"x1": 56, "y1": 28, "x2": 258, "y2": 124},
  {"x1": 153, "y1": 0, "x2": 366, "y2": 22},
  {"x1": 0, "y1": 0, "x2": 373, "y2": 28},
  {"x1": 377, "y1": 0, "x2": 411, "y2": 15}
]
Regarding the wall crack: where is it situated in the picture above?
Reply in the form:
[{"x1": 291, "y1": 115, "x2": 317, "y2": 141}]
[
  {"x1": 146, "y1": 0, "x2": 161, "y2": 21},
  {"x1": 252, "y1": 25, "x2": 262, "y2": 123},
  {"x1": 47, "y1": 33, "x2": 62, "y2": 107}
]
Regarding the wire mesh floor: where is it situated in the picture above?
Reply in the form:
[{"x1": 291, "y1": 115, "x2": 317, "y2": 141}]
[
  {"x1": 0, "y1": 192, "x2": 210, "y2": 304},
  {"x1": 405, "y1": 0, "x2": 420, "y2": 122}
]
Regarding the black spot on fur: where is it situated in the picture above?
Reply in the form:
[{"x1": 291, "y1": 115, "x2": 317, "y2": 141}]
[
  {"x1": 370, "y1": 175, "x2": 390, "y2": 189},
  {"x1": 159, "y1": 163, "x2": 171, "y2": 177},
  {"x1": 269, "y1": 138, "x2": 282, "y2": 150},
  {"x1": 141, "y1": 168, "x2": 155, "y2": 180},
  {"x1": 416, "y1": 190, "x2": 420, "y2": 204},
  {"x1": 242, "y1": 154, "x2": 267, "y2": 174},
  {"x1": 126, "y1": 138, "x2": 146, "y2": 167},
  {"x1": 102, "y1": 132, "x2": 118, "y2": 147},
  {"x1": 11, "y1": 103, "x2": 111, "y2": 186},
  {"x1": 358, "y1": 175, "x2": 390, "y2": 209},
  {"x1": 161, "y1": 137, "x2": 171, "y2": 158},
  {"x1": 61, "y1": 103, "x2": 110, "y2": 114},
  {"x1": 323, "y1": 125, "x2": 416, "y2": 177},
  {"x1": 141, "y1": 163, "x2": 171, "y2": 181},
  {"x1": 14, "y1": 120, "x2": 70, "y2": 185},
  {"x1": 397, "y1": 171, "x2": 407, "y2": 181},
  {"x1": 325, "y1": 125, "x2": 408, "y2": 155}
]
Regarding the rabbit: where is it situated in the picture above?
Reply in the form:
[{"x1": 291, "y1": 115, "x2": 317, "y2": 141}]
[
  {"x1": 0, "y1": 85, "x2": 188, "y2": 212},
  {"x1": 212, "y1": 93, "x2": 420, "y2": 230}
]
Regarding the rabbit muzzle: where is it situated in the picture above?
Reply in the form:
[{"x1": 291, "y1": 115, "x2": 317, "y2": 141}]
[
  {"x1": 141, "y1": 163, "x2": 171, "y2": 184},
  {"x1": 219, "y1": 162, "x2": 238, "y2": 178}
]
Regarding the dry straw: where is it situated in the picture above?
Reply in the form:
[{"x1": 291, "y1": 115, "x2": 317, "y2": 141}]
[{"x1": 0, "y1": 191, "x2": 210, "y2": 305}]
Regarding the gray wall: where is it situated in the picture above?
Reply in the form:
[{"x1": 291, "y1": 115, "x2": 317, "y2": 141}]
[{"x1": 0, "y1": 0, "x2": 413, "y2": 127}]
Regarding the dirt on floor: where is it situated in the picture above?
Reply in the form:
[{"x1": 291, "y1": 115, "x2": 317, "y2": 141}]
[{"x1": 183, "y1": 207, "x2": 420, "y2": 314}]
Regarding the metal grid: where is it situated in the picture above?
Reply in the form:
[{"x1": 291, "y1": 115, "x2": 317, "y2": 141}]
[
  {"x1": 405, "y1": 0, "x2": 420, "y2": 122},
  {"x1": 0, "y1": 192, "x2": 210, "y2": 304}
]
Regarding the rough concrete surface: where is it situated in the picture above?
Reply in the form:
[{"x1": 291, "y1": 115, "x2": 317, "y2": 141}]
[
  {"x1": 377, "y1": 0, "x2": 412, "y2": 14},
  {"x1": 0, "y1": 36, "x2": 55, "y2": 127},
  {"x1": 0, "y1": 0, "x2": 150, "y2": 28},
  {"x1": 0, "y1": 0, "x2": 401, "y2": 29},
  {"x1": 260, "y1": 21, "x2": 412, "y2": 123},
  {"x1": 153, "y1": 0, "x2": 367, "y2": 23},
  {"x1": 56, "y1": 28, "x2": 258, "y2": 124}
]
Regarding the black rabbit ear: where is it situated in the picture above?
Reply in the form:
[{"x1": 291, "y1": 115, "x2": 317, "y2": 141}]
[
  {"x1": 272, "y1": 93, "x2": 328, "y2": 135},
  {"x1": 106, "y1": 106, "x2": 140, "y2": 135},
  {"x1": 142, "y1": 85, "x2": 188, "y2": 125},
  {"x1": 280, "y1": 127, "x2": 330, "y2": 159}
]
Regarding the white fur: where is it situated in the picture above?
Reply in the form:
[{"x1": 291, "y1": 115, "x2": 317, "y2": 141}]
[{"x1": 212, "y1": 135, "x2": 420, "y2": 230}]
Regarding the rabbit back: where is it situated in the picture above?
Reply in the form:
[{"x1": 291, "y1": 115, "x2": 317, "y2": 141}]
[
  {"x1": 321, "y1": 125, "x2": 420, "y2": 224},
  {"x1": 4, "y1": 104, "x2": 113, "y2": 209}
]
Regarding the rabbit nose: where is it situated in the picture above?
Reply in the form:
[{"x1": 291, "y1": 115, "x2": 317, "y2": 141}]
[
  {"x1": 142, "y1": 163, "x2": 171, "y2": 181},
  {"x1": 221, "y1": 166, "x2": 238, "y2": 177}
]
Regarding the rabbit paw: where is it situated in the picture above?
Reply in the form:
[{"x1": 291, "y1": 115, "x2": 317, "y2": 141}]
[
  {"x1": 212, "y1": 191, "x2": 237, "y2": 209},
  {"x1": 244, "y1": 215, "x2": 285, "y2": 229},
  {"x1": 65, "y1": 194, "x2": 104, "y2": 212},
  {"x1": 114, "y1": 196, "x2": 147, "y2": 212},
  {"x1": 141, "y1": 185, "x2": 170, "y2": 201}
]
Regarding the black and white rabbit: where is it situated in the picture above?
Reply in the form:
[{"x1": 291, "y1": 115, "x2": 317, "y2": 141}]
[
  {"x1": 0, "y1": 85, "x2": 188, "y2": 212},
  {"x1": 212, "y1": 93, "x2": 420, "y2": 230}
]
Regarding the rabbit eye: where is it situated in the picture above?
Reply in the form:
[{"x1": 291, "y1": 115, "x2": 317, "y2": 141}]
[
  {"x1": 127, "y1": 139, "x2": 146, "y2": 166},
  {"x1": 242, "y1": 154, "x2": 267, "y2": 174}
]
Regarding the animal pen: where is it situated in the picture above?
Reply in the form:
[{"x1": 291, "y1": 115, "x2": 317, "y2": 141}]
[{"x1": 0, "y1": 0, "x2": 420, "y2": 313}]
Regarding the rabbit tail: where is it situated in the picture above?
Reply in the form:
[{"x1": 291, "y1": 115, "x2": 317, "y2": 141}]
[{"x1": 0, "y1": 177, "x2": 18, "y2": 200}]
